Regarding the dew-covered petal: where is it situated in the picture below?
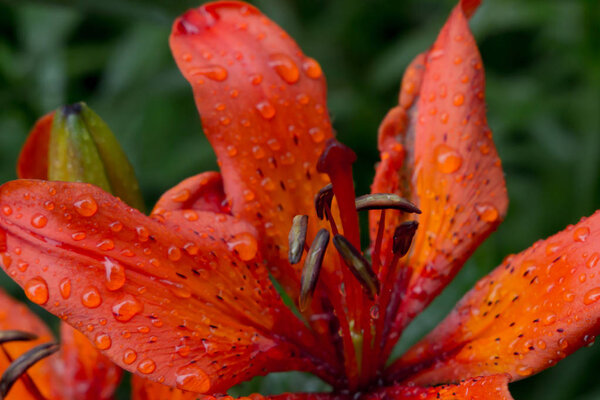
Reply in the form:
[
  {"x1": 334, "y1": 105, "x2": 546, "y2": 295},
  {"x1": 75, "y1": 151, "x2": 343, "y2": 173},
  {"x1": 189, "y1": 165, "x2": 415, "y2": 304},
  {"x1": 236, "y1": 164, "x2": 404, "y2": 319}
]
[
  {"x1": 0, "y1": 289, "x2": 56, "y2": 400},
  {"x1": 53, "y1": 323, "x2": 122, "y2": 400},
  {"x1": 387, "y1": 211, "x2": 600, "y2": 385},
  {"x1": 170, "y1": 2, "x2": 334, "y2": 301},
  {"x1": 151, "y1": 172, "x2": 229, "y2": 215},
  {"x1": 131, "y1": 375, "x2": 198, "y2": 400},
  {"x1": 0, "y1": 180, "x2": 337, "y2": 393},
  {"x1": 17, "y1": 112, "x2": 54, "y2": 180},
  {"x1": 367, "y1": 375, "x2": 513, "y2": 400},
  {"x1": 370, "y1": 0, "x2": 508, "y2": 358}
]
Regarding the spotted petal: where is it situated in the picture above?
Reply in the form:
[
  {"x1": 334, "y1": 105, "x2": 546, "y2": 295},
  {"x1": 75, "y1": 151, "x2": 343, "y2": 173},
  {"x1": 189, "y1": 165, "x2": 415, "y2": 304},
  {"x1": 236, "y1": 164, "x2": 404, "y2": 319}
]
[
  {"x1": 0, "y1": 180, "x2": 337, "y2": 393},
  {"x1": 387, "y1": 211, "x2": 600, "y2": 385},
  {"x1": 170, "y1": 1, "x2": 334, "y2": 301},
  {"x1": 370, "y1": 0, "x2": 508, "y2": 358},
  {"x1": 367, "y1": 375, "x2": 513, "y2": 400}
]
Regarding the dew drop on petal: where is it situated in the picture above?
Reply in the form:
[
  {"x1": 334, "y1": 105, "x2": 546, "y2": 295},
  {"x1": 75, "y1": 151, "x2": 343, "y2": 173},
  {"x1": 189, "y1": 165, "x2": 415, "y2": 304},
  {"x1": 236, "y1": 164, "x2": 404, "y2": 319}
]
[
  {"x1": 30, "y1": 213, "x2": 48, "y2": 228},
  {"x1": 269, "y1": 53, "x2": 299, "y2": 84},
  {"x1": 112, "y1": 295, "x2": 143, "y2": 322},
  {"x1": 97, "y1": 239, "x2": 115, "y2": 251},
  {"x1": 516, "y1": 365, "x2": 533, "y2": 377},
  {"x1": 168, "y1": 246, "x2": 182, "y2": 262},
  {"x1": 583, "y1": 287, "x2": 600, "y2": 305},
  {"x1": 453, "y1": 93, "x2": 465, "y2": 106},
  {"x1": 123, "y1": 349, "x2": 137, "y2": 365},
  {"x1": 175, "y1": 364, "x2": 211, "y2": 392},
  {"x1": 302, "y1": 57, "x2": 322, "y2": 79},
  {"x1": 104, "y1": 258, "x2": 126, "y2": 291},
  {"x1": 59, "y1": 278, "x2": 71, "y2": 299},
  {"x1": 74, "y1": 195, "x2": 98, "y2": 217},
  {"x1": 309, "y1": 127, "x2": 325, "y2": 143},
  {"x1": 1, "y1": 206, "x2": 12, "y2": 216},
  {"x1": 189, "y1": 65, "x2": 228, "y2": 81},
  {"x1": 137, "y1": 359, "x2": 156, "y2": 374},
  {"x1": 228, "y1": 232, "x2": 258, "y2": 261},
  {"x1": 256, "y1": 101, "x2": 276, "y2": 120},
  {"x1": 94, "y1": 332, "x2": 112, "y2": 350},
  {"x1": 25, "y1": 277, "x2": 49, "y2": 305},
  {"x1": 475, "y1": 203, "x2": 499, "y2": 222},
  {"x1": 435, "y1": 144, "x2": 462, "y2": 174},
  {"x1": 72, "y1": 232, "x2": 86, "y2": 241},
  {"x1": 573, "y1": 226, "x2": 590, "y2": 242},
  {"x1": 81, "y1": 286, "x2": 102, "y2": 308}
]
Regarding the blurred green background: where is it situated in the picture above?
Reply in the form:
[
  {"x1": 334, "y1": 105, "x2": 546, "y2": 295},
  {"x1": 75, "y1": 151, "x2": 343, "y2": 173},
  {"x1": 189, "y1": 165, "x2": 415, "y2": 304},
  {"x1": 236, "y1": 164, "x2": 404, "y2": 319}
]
[{"x1": 1, "y1": 0, "x2": 600, "y2": 398}]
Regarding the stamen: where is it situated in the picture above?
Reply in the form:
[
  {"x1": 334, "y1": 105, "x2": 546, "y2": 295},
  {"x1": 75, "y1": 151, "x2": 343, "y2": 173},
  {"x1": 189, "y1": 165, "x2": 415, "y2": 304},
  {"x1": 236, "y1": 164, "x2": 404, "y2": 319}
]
[
  {"x1": 0, "y1": 331, "x2": 37, "y2": 344},
  {"x1": 332, "y1": 234, "x2": 380, "y2": 299},
  {"x1": 299, "y1": 229, "x2": 330, "y2": 312},
  {"x1": 355, "y1": 193, "x2": 421, "y2": 214},
  {"x1": 393, "y1": 221, "x2": 419, "y2": 257},
  {"x1": 317, "y1": 139, "x2": 361, "y2": 249},
  {"x1": 288, "y1": 215, "x2": 308, "y2": 264},
  {"x1": 0, "y1": 342, "x2": 58, "y2": 399},
  {"x1": 314, "y1": 183, "x2": 333, "y2": 220}
]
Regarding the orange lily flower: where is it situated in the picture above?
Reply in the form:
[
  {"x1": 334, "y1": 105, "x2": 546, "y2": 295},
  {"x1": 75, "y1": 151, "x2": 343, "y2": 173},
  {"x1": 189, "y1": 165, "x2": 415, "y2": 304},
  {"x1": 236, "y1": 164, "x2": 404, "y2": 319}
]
[{"x1": 1, "y1": 1, "x2": 599, "y2": 399}]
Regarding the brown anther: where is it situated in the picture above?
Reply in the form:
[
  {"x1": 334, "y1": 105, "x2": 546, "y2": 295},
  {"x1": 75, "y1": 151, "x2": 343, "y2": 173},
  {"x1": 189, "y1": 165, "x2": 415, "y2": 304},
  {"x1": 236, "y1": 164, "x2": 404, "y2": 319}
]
[
  {"x1": 288, "y1": 215, "x2": 308, "y2": 264},
  {"x1": 393, "y1": 221, "x2": 419, "y2": 257},
  {"x1": 332, "y1": 234, "x2": 380, "y2": 299},
  {"x1": 299, "y1": 229, "x2": 330, "y2": 312},
  {"x1": 0, "y1": 342, "x2": 59, "y2": 399},
  {"x1": 0, "y1": 331, "x2": 37, "y2": 345},
  {"x1": 314, "y1": 183, "x2": 333, "y2": 220},
  {"x1": 355, "y1": 193, "x2": 421, "y2": 214}
]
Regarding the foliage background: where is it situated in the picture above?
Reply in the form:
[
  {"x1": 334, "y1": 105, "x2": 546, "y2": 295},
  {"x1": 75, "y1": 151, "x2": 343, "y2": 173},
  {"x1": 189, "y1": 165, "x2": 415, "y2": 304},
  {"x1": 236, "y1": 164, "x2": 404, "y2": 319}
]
[{"x1": 1, "y1": 0, "x2": 599, "y2": 398}]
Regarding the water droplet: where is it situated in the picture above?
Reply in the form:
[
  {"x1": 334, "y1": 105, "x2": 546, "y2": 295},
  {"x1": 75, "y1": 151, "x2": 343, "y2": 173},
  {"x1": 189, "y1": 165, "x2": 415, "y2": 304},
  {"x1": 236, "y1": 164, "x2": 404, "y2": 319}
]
[
  {"x1": 243, "y1": 189, "x2": 255, "y2": 202},
  {"x1": 583, "y1": 287, "x2": 600, "y2": 305},
  {"x1": 74, "y1": 196, "x2": 98, "y2": 217},
  {"x1": 72, "y1": 232, "x2": 86, "y2": 241},
  {"x1": 104, "y1": 258, "x2": 126, "y2": 291},
  {"x1": 252, "y1": 145, "x2": 266, "y2": 159},
  {"x1": 309, "y1": 127, "x2": 325, "y2": 143},
  {"x1": 267, "y1": 138, "x2": 281, "y2": 151},
  {"x1": 453, "y1": 93, "x2": 465, "y2": 106},
  {"x1": 542, "y1": 313, "x2": 557, "y2": 326},
  {"x1": 25, "y1": 277, "x2": 48, "y2": 305},
  {"x1": 112, "y1": 295, "x2": 143, "y2": 322},
  {"x1": 81, "y1": 286, "x2": 102, "y2": 308},
  {"x1": 435, "y1": 144, "x2": 462, "y2": 173},
  {"x1": 161, "y1": 280, "x2": 192, "y2": 299},
  {"x1": 110, "y1": 221, "x2": 123, "y2": 232},
  {"x1": 573, "y1": 226, "x2": 590, "y2": 242},
  {"x1": 171, "y1": 189, "x2": 190, "y2": 203},
  {"x1": 256, "y1": 101, "x2": 276, "y2": 120},
  {"x1": 516, "y1": 365, "x2": 533, "y2": 376},
  {"x1": 168, "y1": 246, "x2": 182, "y2": 261},
  {"x1": 175, "y1": 364, "x2": 211, "y2": 392},
  {"x1": 250, "y1": 74, "x2": 263, "y2": 85},
  {"x1": 94, "y1": 332, "x2": 112, "y2": 350},
  {"x1": 558, "y1": 337, "x2": 569, "y2": 350},
  {"x1": 30, "y1": 213, "x2": 48, "y2": 228},
  {"x1": 136, "y1": 226, "x2": 150, "y2": 242},
  {"x1": 123, "y1": 349, "x2": 137, "y2": 365},
  {"x1": 43, "y1": 201, "x2": 54, "y2": 210},
  {"x1": 475, "y1": 203, "x2": 499, "y2": 222},
  {"x1": 297, "y1": 93, "x2": 309, "y2": 105},
  {"x1": 1, "y1": 206, "x2": 12, "y2": 216},
  {"x1": 545, "y1": 242, "x2": 561, "y2": 255},
  {"x1": 137, "y1": 359, "x2": 156, "y2": 374},
  {"x1": 226, "y1": 145, "x2": 238, "y2": 157},
  {"x1": 370, "y1": 305, "x2": 380, "y2": 319},
  {"x1": 17, "y1": 261, "x2": 28, "y2": 272},
  {"x1": 587, "y1": 253, "x2": 599, "y2": 269},
  {"x1": 97, "y1": 239, "x2": 115, "y2": 251},
  {"x1": 228, "y1": 232, "x2": 258, "y2": 261},
  {"x1": 189, "y1": 65, "x2": 228, "y2": 81},
  {"x1": 59, "y1": 278, "x2": 71, "y2": 299},
  {"x1": 269, "y1": 53, "x2": 299, "y2": 84},
  {"x1": 184, "y1": 210, "x2": 199, "y2": 221},
  {"x1": 302, "y1": 57, "x2": 322, "y2": 79}
]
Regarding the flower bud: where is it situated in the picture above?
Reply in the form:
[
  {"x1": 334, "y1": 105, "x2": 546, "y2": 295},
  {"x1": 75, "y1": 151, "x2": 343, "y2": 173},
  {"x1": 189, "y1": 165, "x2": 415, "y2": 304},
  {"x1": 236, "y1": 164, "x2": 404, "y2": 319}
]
[{"x1": 19, "y1": 102, "x2": 145, "y2": 211}]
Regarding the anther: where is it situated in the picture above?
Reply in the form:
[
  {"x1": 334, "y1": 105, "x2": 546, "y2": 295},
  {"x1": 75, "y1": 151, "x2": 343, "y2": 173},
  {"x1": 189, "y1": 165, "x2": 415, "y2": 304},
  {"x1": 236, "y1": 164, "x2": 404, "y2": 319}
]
[
  {"x1": 355, "y1": 193, "x2": 421, "y2": 214},
  {"x1": 393, "y1": 221, "x2": 419, "y2": 257},
  {"x1": 332, "y1": 234, "x2": 380, "y2": 299},
  {"x1": 0, "y1": 331, "x2": 37, "y2": 345},
  {"x1": 288, "y1": 215, "x2": 308, "y2": 264},
  {"x1": 314, "y1": 183, "x2": 333, "y2": 220},
  {"x1": 0, "y1": 342, "x2": 59, "y2": 399},
  {"x1": 299, "y1": 229, "x2": 330, "y2": 312}
]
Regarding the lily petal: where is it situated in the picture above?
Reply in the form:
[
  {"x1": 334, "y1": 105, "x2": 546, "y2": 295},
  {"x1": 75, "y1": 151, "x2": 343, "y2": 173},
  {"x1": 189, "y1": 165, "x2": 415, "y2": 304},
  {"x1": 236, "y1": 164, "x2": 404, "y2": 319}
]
[
  {"x1": 54, "y1": 323, "x2": 122, "y2": 400},
  {"x1": 366, "y1": 374, "x2": 513, "y2": 400},
  {"x1": 170, "y1": 1, "x2": 334, "y2": 300},
  {"x1": 0, "y1": 289, "x2": 55, "y2": 400},
  {"x1": 17, "y1": 113, "x2": 54, "y2": 180},
  {"x1": 0, "y1": 180, "x2": 336, "y2": 393},
  {"x1": 131, "y1": 375, "x2": 198, "y2": 400},
  {"x1": 388, "y1": 210, "x2": 600, "y2": 385},
  {"x1": 371, "y1": 0, "x2": 508, "y2": 356},
  {"x1": 152, "y1": 172, "x2": 229, "y2": 215}
]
